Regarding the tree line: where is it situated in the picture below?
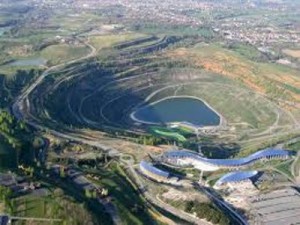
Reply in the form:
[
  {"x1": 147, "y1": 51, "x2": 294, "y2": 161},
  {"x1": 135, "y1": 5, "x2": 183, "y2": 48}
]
[{"x1": 185, "y1": 201, "x2": 231, "y2": 225}]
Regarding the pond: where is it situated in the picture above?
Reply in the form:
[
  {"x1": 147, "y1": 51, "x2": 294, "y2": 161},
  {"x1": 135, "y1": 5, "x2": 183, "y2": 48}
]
[
  {"x1": 131, "y1": 97, "x2": 220, "y2": 126},
  {"x1": 8, "y1": 58, "x2": 47, "y2": 66}
]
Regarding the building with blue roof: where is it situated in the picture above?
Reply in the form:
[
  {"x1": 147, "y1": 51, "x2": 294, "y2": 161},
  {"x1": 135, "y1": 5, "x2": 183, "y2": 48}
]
[
  {"x1": 161, "y1": 148, "x2": 291, "y2": 171},
  {"x1": 0, "y1": 215, "x2": 9, "y2": 225},
  {"x1": 139, "y1": 161, "x2": 170, "y2": 182},
  {"x1": 214, "y1": 171, "x2": 259, "y2": 188}
]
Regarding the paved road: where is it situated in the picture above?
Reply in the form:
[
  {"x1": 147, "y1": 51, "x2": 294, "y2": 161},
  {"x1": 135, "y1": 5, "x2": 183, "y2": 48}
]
[{"x1": 10, "y1": 216, "x2": 62, "y2": 223}]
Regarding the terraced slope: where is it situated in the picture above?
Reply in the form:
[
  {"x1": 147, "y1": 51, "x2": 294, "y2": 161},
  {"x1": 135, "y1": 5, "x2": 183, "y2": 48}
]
[{"x1": 23, "y1": 35, "x2": 295, "y2": 144}]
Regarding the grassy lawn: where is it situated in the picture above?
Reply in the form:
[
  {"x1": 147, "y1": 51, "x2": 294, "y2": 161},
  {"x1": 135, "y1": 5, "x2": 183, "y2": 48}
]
[
  {"x1": 39, "y1": 44, "x2": 90, "y2": 66},
  {"x1": 149, "y1": 126, "x2": 187, "y2": 142},
  {"x1": 293, "y1": 157, "x2": 300, "y2": 177},
  {"x1": 174, "y1": 126, "x2": 195, "y2": 135},
  {"x1": 90, "y1": 33, "x2": 147, "y2": 51},
  {"x1": 207, "y1": 175, "x2": 223, "y2": 187},
  {"x1": 294, "y1": 157, "x2": 300, "y2": 177},
  {"x1": 275, "y1": 161, "x2": 293, "y2": 179},
  {"x1": 226, "y1": 43, "x2": 263, "y2": 61},
  {"x1": 285, "y1": 140, "x2": 300, "y2": 151},
  {"x1": 13, "y1": 196, "x2": 47, "y2": 218},
  {"x1": 0, "y1": 65, "x2": 41, "y2": 77},
  {"x1": 11, "y1": 189, "x2": 97, "y2": 225}
]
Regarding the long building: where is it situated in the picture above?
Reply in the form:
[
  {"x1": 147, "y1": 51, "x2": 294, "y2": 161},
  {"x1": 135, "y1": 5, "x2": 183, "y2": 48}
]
[
  {"x1": 139, "y1": 160, "x2": 170, "y2": 182},
  {"x1": 214, "y1": 170, "x2": 259, "y2": 189},
  {"x1": 161, "y1": 149, "x2": 291, "y2": 171}
]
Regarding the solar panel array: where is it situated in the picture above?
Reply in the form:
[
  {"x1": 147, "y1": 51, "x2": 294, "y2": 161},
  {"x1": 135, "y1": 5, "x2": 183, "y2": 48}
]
[
  {"x1": 215, "y1": 170, "x2": 258, "y2": 186},
  {"x1": 139, "y1": 161, "x2": 169, "y2": 178},
  {"x1": 162, "y1": 148, "x2": 290, "y2": 168}
]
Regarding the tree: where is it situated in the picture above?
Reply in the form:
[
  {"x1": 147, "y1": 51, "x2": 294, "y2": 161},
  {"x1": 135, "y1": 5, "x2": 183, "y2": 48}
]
[
  {"x1": 60, "y1": 167, "x2": 65, "y2": 178},
  {"x1": 85, "y1": 189, "x2": 92, "y2": 198},
  {"x1": 0, "y1": 186, "x2": 13, "y2": 213},
  {"x1": 185, "y1": 201, "x2": 195, "y2": 212}
]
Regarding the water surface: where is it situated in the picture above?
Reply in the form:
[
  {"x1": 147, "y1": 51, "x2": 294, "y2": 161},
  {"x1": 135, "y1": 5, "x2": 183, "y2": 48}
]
[
  {"x1": 8, "y1": 58, "x2": 46, "y2": 66},
  {"x1": 132, "y1": 97, "x2": 220, "y2": 126}
]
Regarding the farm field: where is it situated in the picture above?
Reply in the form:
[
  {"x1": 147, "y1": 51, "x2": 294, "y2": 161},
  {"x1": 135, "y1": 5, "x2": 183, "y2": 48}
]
[
  {"x1": 283, "y1": 49, "x2": 300, "y2": 59},
  {"x1": 11, "y1": 190, "x2": 97, "y2": 225},
  {"x1": 39, "y1": 44, "x2": 91, "y2": 66}
]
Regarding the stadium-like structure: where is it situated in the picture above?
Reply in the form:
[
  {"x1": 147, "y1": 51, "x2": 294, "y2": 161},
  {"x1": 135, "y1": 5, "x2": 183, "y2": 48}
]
[
  {"x1": 161, "y1": 149, "x2": 291, "y2": 171},
  {"x1": 214, "y1": 170, "x2": 258, "y2": 188}
]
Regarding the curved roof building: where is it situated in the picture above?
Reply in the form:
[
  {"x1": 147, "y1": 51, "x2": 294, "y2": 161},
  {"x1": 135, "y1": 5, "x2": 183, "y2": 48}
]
[
  {"x1": 215, "y1": 171, "x2": 258, "y2": 187},
  {"x1": 139, "y1": 161, "x2": 169, "y2": 182},
  {"x1": 161, "y1": 148, "x2": 290, "y2": 171}
]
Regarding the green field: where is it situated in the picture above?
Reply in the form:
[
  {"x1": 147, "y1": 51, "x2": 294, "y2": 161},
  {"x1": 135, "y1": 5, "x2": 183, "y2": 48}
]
[
  {"x1": 293, "y1": 156, "x2": 300, "y2": 177},
  {"x1": 285, "y1": 140, "x2": 300, "y2": 151},
  {"x1": 175, "y1": 125, "x2": 196, "y2": 135},
  {"x1": 11, "y1": 189, "x2": 98, "y2": 225},
  {"x1": 275, "y1": 161, "x2": 293, "y2": 179},
  {"x1": 149, "y1": 126, "x2": 187, "y2": 142},
  {"x1": 39, "y1": 44, "x2": 90, "y2": 66},
  {"x1": 90, "y1": 33, "x2": 147, "y2": 51}
]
